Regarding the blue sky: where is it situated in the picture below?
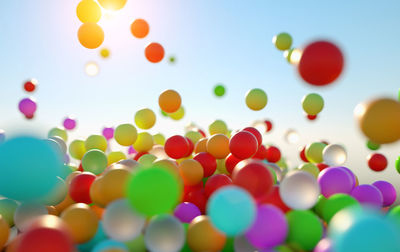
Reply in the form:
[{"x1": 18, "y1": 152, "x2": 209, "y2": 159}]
[{"x1": 0, "y1": 0, "x2": 400, "y2": 192}]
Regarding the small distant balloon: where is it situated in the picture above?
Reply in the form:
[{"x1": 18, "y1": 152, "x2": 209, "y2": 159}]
[
  {"x1": 272, "y1": 32, "x2": 293, "y2": 51},
  {"x1": 245, "y1": 88, "x2": 268, "y2": 111},
  {"x1": 145, "y1": 42, "x2": 165, "y2": 63},
  {"x1": 307, "y1": 114, "x2": 317, "y2": 121},
  {"x1": 366, "y1": 140, "x2": 380, "y2": 151},
  {"x1": 85, "y1": 62, "x2": 99, "y2": 76},
  {"x1": 23, "y1": 79, "x2": 38, "y2": 92},
  {"x1": 214, "y1": 84, "x2": 226, "y2": 97},
  {"x1": 302, "y1": 93, "x2": 324, "y2": 116},
  {"x1": 168, "y1": 56, "x2": 176, "y2": 64},
  {"x1": 130, "y1": 19, "x2": 150, "y2": 39},
  {"x1": 284, "y1": 48, "x2": 302, "y2": 65},
  {"x1": 284, "y1": 129, "x2": 299, "y2": 144},
  {"x1": 63, "y1": 117, "x2": 77, "y2": 130},
  {"x1": 18, "y1": 97, "x2": 37, "y2": 118},
  {"x1": 102, "y1": 127, "x2": 114, "y2": 140},
  {"x1": 367, "y1": 153, "x2": 387, "y2": 172},
  {"x1": 78, "y1": 23, "x2": 104, "y2": 49},
  {"x1": 100, "y1": 48, "x2": 110, "y2": 58}
]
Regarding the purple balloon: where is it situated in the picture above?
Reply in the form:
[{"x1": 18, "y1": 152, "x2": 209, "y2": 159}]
[
  {"x1": 338, "y1": 166, "x2": 356, "y2": 189},
  {"x1": 128, "y1": 145, "x2": 137, "y2": 155},
  {"x1": 372, "y1": 181, "x2": 396, "y2": 207},
  {"x1": 351, "y1": 184, "x2": 383, "y2": 207},
  {"x1": 245, "y1": 204, "x2": 288, "y2": 249},
  {"x1": 173, "y1": 202, "x2": 201, "y2": 223},
  {"x1": 18, "y1": 97, "x2": 37, "y2": 116},
  {"x1": 314, "y1": 238, "x2": 332, "y2": 252},
  {"x1": 102, "y1": 127, "x2": 114, "y2": 140},
  {"x1": 63, "y1": 117, "x2": 77, "y2": 130},
  {"x1": 318, "y1": 167, "x2": 353, "y2": 197}
]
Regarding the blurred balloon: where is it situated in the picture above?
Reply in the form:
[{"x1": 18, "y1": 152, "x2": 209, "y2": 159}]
[
  {"x1": 145, "y1": 42, "x2": 164, "y2": 63},
  {"x1": 18, "y1": 97, "x2": 37, "y2": 117},
  {"x1": 14, "y1": 202, "x2": 48, "y2": 231},
  {"x1": 187, "y1": 216, "x2": 226, "y2": 252},
  {"x1": 168, "y1": 106, "x2": 185, "y2": 120},
  {"x1": 314, "y1": 238, "x2": 333, "y2": 252},
  {"x1": 63, "y1": 117, "x2": 77, "y2": 130},
  {"x1": 284, "y1": 48, "x2": 302, "y2": 65},
  {"x1": 322, "y1": 193, "x2": 360, "y2": 223},
  {"x1": 130, "y1": 19, "x2": 149, "y2": 38},
  {"x1": 114, "y1": 124, "x2": 137, "y2": 146},
  {"x1": 351, "y1": 184, "x2": 383, "y2": 207},
  {"x1": 85, "y1": 135, "x2": 107, "y2": 152},
  {"x1": 193, "y1": 152, "x2": 217, "y2": 177},
  {"x1": 206, "y1": 134, "x2": 230, "y2": 159},
  {"x1": 78, "y1": 23, "x2": 104, "y2": 49},
  {"x1": 234, "y1": 235, "x2": 257, "y2": 252},
  {"x1": 165, "y1": 135, "x2": 190, "y2": 159},
  {"x1": 82, "y1": 150, "x2": 107, "y2": 175},
  {"x1": 229, "y1": 131, "x2": 258, "y2": 159},
  {"x1": 265, "y1": 146, "x2": 281, "y2": 163},
  {"x1": 272, "y1": 32, "x2": 292, "y2": 51},
  {"x1": 159, "y1": 89, "x2": 181, "y2": 113},
  {"x1": 135, "y1": 108, "x2": 156, "y2": 130},
  {"x1": 102, "y1": 127, "x2": 114, "y2": 140},
  {"x1": 302, "y1": 93, "x2": 324, "y2": 116},
  {"x1": 100, "y1": 48, "x2": 110, "y2": 58},
  {"x1": 69, "y1": 172, "x2": 96, "y2": 204},
  {"x1": 214, "y1": 84, "x2": 226, "y2": 97},
  {"x1": 107, "y1": 151, "x2": 126, "y2": 165},
  {"x1": 23, "y1": 79, "x2": 38, "y2": 92},
  {"x1": 366, "y1": 140, "x2": 380, "y2": 150},
  {"x1": 367, "y1": 153, "x2": 387, "y2": 171},
  {"x1": 76, "y1": 0, "x2": 101, "y2": 23},
  {"x1": 396, "y1": 156, "x2": 400, "y2": 174},
  {"x1": 98, "y1": 0, "x2": 127, "y2": 10},
  {"x1": 69, "y1": 139, "x2": 86, "y2": 160},
  {"x1": 245, "y1": 88, "x2": 268, "y2": 111},
  {"x1": 209, "y1": 119, "x2": 228, "y2": 135},
  {"x1": 85, "y1": 62, "x2": 99, "y2": 76},
  {"x1": 298, "y1": 163, "x2": 320, "y2": 178},
  {"x1": 0, "y1": 215, "x2": 8, "y2": 250},
  {"x1": 179, "y1": 159, "x2": 204, "y2": 186},
  {"x1": 41, "y1": 177, "x2": 67, "y2": 206},
  {"x1": 0, "y1": 199, "x2": 18, "y2": 226},
  {"x1": 284, "y1": 129, "x2": 299, "y2": 144},
  {"x1": 98, "y1": 167, "x2": 131, "y2": 205},
  {"x1": 372, "y1": 181, "x2": 396, "y2": 207},
  {"x1": 305, "y1": 142, "x2": 326, "y2": 163},
  {"x1": 323, "y1": 144, "x2": 347, "y2": 166},
  {"x1": 174, "y1": 202, "x2": 201, "y2": 223}
]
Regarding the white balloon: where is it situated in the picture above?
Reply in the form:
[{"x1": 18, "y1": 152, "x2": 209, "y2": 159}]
[
  {"x1": 279, "y1": 171, "x2": 320, "y2": 210},
  {"x1": 14, "y1": 202, "x2": 47, "y2": 231},
  {"x1": 284, "y1": 129, "x2": 300, "y2": 144},
  {"x1": 49, "y1": 136, "x2": 67, "y2": 155},
  {"x1": 323, "y1": 144, "x2": 347, "y2": 166}
]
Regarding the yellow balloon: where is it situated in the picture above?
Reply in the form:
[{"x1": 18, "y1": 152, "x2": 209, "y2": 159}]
[
  {"x1": 78, "y1": 23, "x2": 104, "y2": 49},
  {"x1": 138, "y1": 154, "x2": 157, "y2": 167},
  {"x1": 194, "y1": 138, "x2": 208, "y2": 154},
  {"x1": 135, "y1": 108, "x2": 156, "y2": 130},
  {"x1": 187, "y1": 216, "x2": 226, "y2": 252},
  {"x1": 298, "y1": 163, "x2": 320, "y2": 178},
  {"x1": 209, "y1": 120, "x2": 228, "y2": 135},
  {"x1": 98, "y1": 0, "x2": 127, "y2": 10},
  {"x1": 305, "y1": 142, "x2": 327, "y2": 163},
  {"x1": 168, "y1": 107, "x2": 185, "y2": 120},
  {"x1": 99, "y1": 168, "x2": 131, "y2": 205},
  {"x1": 179, "y1": 159, "x2": 203, "y2": 186},
  {"x1": 69, "y1": 140, "x2": 86, "y2": 160},
  {"x1": 89, "y1": 177, "x2": 108, "y2": 207},
  {"x1": 0, "y1": 215, "x2": 9, "y2": 250},
  {"x1": 85, "y1": 134, "x2": 107, "y2": 152},
  {"x1": 133, "y1": 132, "x2": 154, "y2": 152},
  {"x1": 185, "y1": 131, "x2": 202, "y2": 144},
  {"x1": 153, "y1": 133, "x2": 166, "y2": 146},
  {"x1": 48, "y1": 127, "x2": 68, "y2": 142},
  {"x1": 107, "y1": 151, "x2": 126, "y2": 166},
  {"x1": 100, "y1": 48, "x2": 110, "y2": 58},
  {"x1": 245, "y1": 88, "x2": 268, "y2": 111},
  {"x1": 355, "y1": 98, "x2": 400, "y2": 144},
  {"x1": 114, "y1": 124, "x2": 138, "y2": 146},
  {"x1": 76, "y1": 0, "x2": 102, "y2": 23}
]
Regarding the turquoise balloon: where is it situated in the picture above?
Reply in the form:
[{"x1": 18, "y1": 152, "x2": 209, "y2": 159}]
[
  {"x1": 0, "y1": 136, "x2": 62, "y2": 201},
  {"x1": 92, "y1": 239, "x2": 129, "y2": 252},
  {"x1": 78, "y1": 222, "x2": 107, "y2": 252},
  {"x1": 207, "y1": 186, "x2": 256, "y2": 236}
]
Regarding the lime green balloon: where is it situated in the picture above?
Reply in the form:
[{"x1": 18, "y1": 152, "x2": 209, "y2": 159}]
[
  {"x1": 322, "y1": 194, "x2": 360, "y2": 223},
  {"x1": 302, "y1": 93, "x2": 324, "y2": 116},
  {"x1": 396, "y1": 156, "x2": 400, "y2": 174},
  {"x1": 273, "y1": 32, "x2": 293, "y2": 51},
  {"x1": 286, "y1": 210, "x2": 323, "y2": 251},
  {"x1": 48, "y1": 127, "x2": 68, "y2": 142},
  {"x1": 221, "y1": 237, "x2": 234, "y2": 252},
  {"x1": 82, "y1": 149, "x2": 108, "y2": 175},
  {"x1": 138, "y1": 154, "x2": 157, "y2": 167},
  {"x1": 153, "y1": 133, "x2": 166, "y2": 146},
  {"x1": 305, "y1": 142, "x2": 327, "y2": 163},
  {"x1": 387, "y1": 205, "x2": 400, "y2": 229},
  {"x1": 276, "y1": 245, "x2": 294, "y2": 252},
  {"x1": 115, "y1": 124, "x2": 137, "y2": 146},
  {"x1": 126, "y1": 165, "x2": 181, "y2": 216},
  {"x1": 366, "y1": 140, "x2": 380, "y2": 150},
  {"x1": 209, "y1": 119, "x2": 228, "y2": 135},
  {"x1": 245, "y1": 88, "x2": 268, "y2": 111},
  {"x1": 135, "y1": 108, "x2": 156, "y2": 130},
  {"x1": 85, "y1": 134, "x2": 107, "y2": 152},
  {"x1": 69, "y1": 139, "x2": 86, "y2": 160},
  {"x1": 184, "y1": 131, "x2": 202, "y2": 144},
  {"x1": 214, "y1": 84, "x2": 226, "y2": 97},
  {"x1": 160, "y1": 109, "x2": 168, "y2": 117},
  {"x1": 168, "y1": 106, "x2": 185, "y2": 120},
  {"x1": 313, "y1": 195, "x2": 327, "y2": 218},
  {"x1": 298, "y1": 163, "x2": 320, "y2": 178},
  {"x1": 0, "y1": 199, "x2": 18, "y2": 226},
  {"x1": 124, "y1": 234, "x2": 146, "y2": 252}
]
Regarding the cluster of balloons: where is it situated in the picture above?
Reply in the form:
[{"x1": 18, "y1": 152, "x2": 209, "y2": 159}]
[{"x1": 18, "y1": 79, "x2": 38, "y2": 119}]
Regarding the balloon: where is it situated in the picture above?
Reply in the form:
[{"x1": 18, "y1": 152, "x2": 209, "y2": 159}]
[
  {"x1": 85, "y1": 135, "x2": 107, "y2": 152},
  {"x1": 298, "y1": 163, "x2": 320, "y2": 178},
  {"x1": 92, "y1": 239, "x2": 128, "y2": 252},
  {"x1": 23, "y1": 79, "x2": 37, "y2": 92},
  {"x1": 85, "y1": 61, "x2": 99, "y2": 76},
  {"x1": 322, "y1": 193, "x2": 360, "y2": 223},
  {"x1": 168, "y1": 56, "x2": 176, "y2": 64},
  {"x1": 158, "y1": 89, "x2": 181, "y2": 113},
  {"x1": 114, "y1": 124, "x2": 137, "y2": 146},
  {"x1": 194, "y1": 138, "x2": 207, "y2": 153},
  {"x1": 137, "y1": 153, "x2": 156, "y2": 166},
  {"x1": 388, "y1": 206, "x2": 400, "y2": 229},
  {"x1": 272, "y1": 32, "x2": 292, "y2": 51},
  {"x1": 135, "y1": 108, "x2": 156, "y2": 130},
  {"x1": 229, "y1": 131, "x2": 258, "y2": 159},
  {"x1": 145, "y1": 214, "x2": 185, "y2": 252},
  {"x1": 232, "y1": 160, "x2": 273, "y2": 201},
  {"x1": 354, "y1": 98, "x2": 400, "y2": 144},
  {"x1": 193, "y1": 152, "x2": 217, "y2": 177},
  {"x1": 76, "y1": 0, "x2": 101, "y2": 23},
  {"x1": 130, "y1": 19, "x2": 149, "y2": 38},
  {"x1": 0, "y1": 199, "x2": 18, "y2": 226},
  {"x1": 14, "y1": 202, "x2": 48, "y2": 231},
  {"x1": 284, "y1": 48, "x2": 302, "y2": 65},
  {"x1": 0, "y1": 215, "x2": 8, "y2": 250},
  {"x1": 0, "y1": 136, "x2": 62, "y2": 201},
  {"x1": 318, "y1": 167, "x2": 354, "y2": 197},
  {"x1": 98, "y1": 168, "x2": 131, "y2": 205},
  {"x1": 225, "y1": 153, "x2": 242, "y2": 174},
  {"x1": 245, "y1": 204, "x2": 288, "y2": 248},
  {"x1": 107, "y1": 151, "x2": 126, "y2": 165},
  {"x1": 153, "y1": 133, "x2": 166, "y2": 146},
  {"x1": 145, "y1": 42, "x2": 164, "y2": 63},
  {"x1": 69, "y1": 172, "x2": 96, "y2": 204},
  {"x1": 187, "y1": 216, "x2": 226, "y2": 252},
  {"x1": 234, "y1": 235, "x2": 257, "y2": 252},
  {"x1": 207, "y1": 186, "x2": 256, "y2": 236},
  {"x1": 204, "y1": 174, "x2": 232, "y2": 198},
  {"x1": 284, "y1": 129, "x2": 299, "y2": 144},
  {"x1": 174, "y1": 202, "x2": 201, "y2": 223},
  {"x1": 100, "y1": 48, "x2": 110, "y2": 58},
  {"x1": 366, "y1": 140, "x2": 380, "y2": 150},
  {"x1": 265, "y1": 146, "x2": 281, "y2": 163},
  {"x1": 63, "y1": 117, "x2": 76, "y2": 130},
  {"x1": 98, "y1": 0, "x2": 127, "y2": 10},
  {"x1": 298, "y1": 40, "x2": 344, "y2": 86},
  {"x1": 206, "y1": 134, "x2": 230, "y2": 159},
  {"x1": 103, "y1": 199, "x2": 145, "y2": 242},
  {"x1": 126, "y1": 165, "x2": 181, "y2": 216},
  {"x1": 69, "y1": 139, "x2": 86, "y2": 160},
  {"x1": 82, "y1": 150, "x2": 107, "y2": 175},
  {"x1": 367, "y1": 153, "x2": 387, "y2": 171},
  {"x1": 18, "y1": 97, "x2": 37, "y2": 116},
  {"x1": 305, "y1": 142, "x2": 326, "y2": 163},
  {"x1": 286, "y1": 210, "x2": 323, "y2": 251},
  {"x1": 165, "y1": 135, "x2": 190, "y2": 159},
  {"x1": 78, "y1": 23, "x2": 104, "y2": 49},
  {"x1": 280, "y1": 171, "x2": 320, "y2": 210},
  {"x1": 300, "y1": 146, "x2": 308, "y2": 162},
  {"x1": 351, "y1": 184, "x2": 383, "y2": 207},
  {"x1": 214, "y1": 84, "x2": 226, "y2": 97},
  {"x1": 396, "y1": 156, "x2": 400, "y2": 174},
  {"x1": 245, "y1": 88, "x2": 268, "y2": 111},
  {"x1": 323, "y1": 144, "x2": 347, "y2": 166},
  {"x1": 48, "y1": 127, "x2": 68, "y2": 142},
  {"x1": 168, "y1": 106, "x2": 185, "y2": 120},
  {"x1": 185, "y1": 131, "x2": 202, "y2": 144},
  {"x1": 302, "y1": 93, "x2": 324, "y2": 116},
  {"x1": 42, "y1": 177, "x2": 68, "y2": 206},
  {"x1": 242, "y1": 127, "x2": 262, "y2": 147},
  {"x1": 209, "y1": 119, "x2": 228, "y2": 135},
  {"x1": 179, "y1": 159, "x2": 204, "y2": 186}
]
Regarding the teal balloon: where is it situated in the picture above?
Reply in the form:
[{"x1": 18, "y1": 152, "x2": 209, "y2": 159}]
[
  {"x1": 81, "y1": 149, "x2": 108, "y2": 175},
  {"x1": 0, "y1": 136, "x2": 62, "y2": 201},
  {"x1": 207, "y1": 186, "x2": 256, "y2": 236},
  {"x1": 78, "y1": 222, "x2": 107, "y2": 252},
  {"x1": 92, "y1": 239, "x2": 129, "y2": 252}
]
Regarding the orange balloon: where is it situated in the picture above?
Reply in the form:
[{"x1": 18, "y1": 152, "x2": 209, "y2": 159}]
[
  {"x1": 130, "y1": 19, "x2": 149, "y2": 38},
  {"x1": 187, "y1": 216, "x2": 226, "y2": 252},
  {"x1": 78, "y1": 23, "x2": 104, "y2": 49},
  {"x1": 90, "y1": 205, "x2": 104, "y2": 219},
  {"x1": 0, "y1": 215, "x2": 9, "y2": 250},
  {"x1": 206, "y1": 134, "x2": 230, "y2": 159},
  {"x1": 89, "y1": 177, "x2": 108, "y2": 207},
  {"x1": 194, "y1": 138, "x2": 208, "y2": 154},
  {"x1": 158, "y1": 89, "x2": 181, "y2": 113},
  {"x1": 60, "y1": 203, "x2": 98, "y2": 244},
  {"x1": 99, "y1": 168, "x2": 130, "y2": 205},
  {"x1": 55, "y1": 193, "x2": 75, "y2": 214},
  {"x1": 179, "y1": 159, "x2": 204, "y2": 186},
  {"x1": 145, "y1": 42, "x2": 164, "y2": 63}
]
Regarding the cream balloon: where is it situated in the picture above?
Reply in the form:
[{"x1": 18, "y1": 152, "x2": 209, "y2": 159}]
[{"x1": 323, "y1": 144, "x2": 347, "y2": 166}]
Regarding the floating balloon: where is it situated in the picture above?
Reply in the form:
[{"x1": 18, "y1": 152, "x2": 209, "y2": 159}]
[
  {"x1": 78, "y1": 23, "x2": 104, "y2": 49},
  {"x1": 298, "y1": 163, "x2": 320, "y2": 178},
  {"x1": 284, "y1": 129, "x2": 299, "y2": 144},
  {"x1": 98, "y1": 0, "x2": 127, "y2": 10},
  {"x1": 323, "y1": 144, "x2": 347, "y2": 166},
  {"x1": 272, "y1": 32, "x2": 292, "y2": 51},
  {"x1": 85, "y1": 62, "x2": 99, "y2": 76},
  {"x1": 351, "y1": 184, "x2": 383, "y2": 207},
  {"x1": 100, "y1": 48, "x2": 110, "y2": 58},
  {"x1": 209, "y1": 119, "x2": 228, "y2": 135},
  {"x1": 174, "y1": 202, "x2": 201, "y2": 223},
  {"x1": 0, "y1": 199, "x2": 18, "y2": 226},
  {"x1": 82, "y1": 150, "x2": 107, "y2": 174},
  {"x1": 42, "y1": 176, "x2": 68, "y2": 206},
  {"x1": 63, "y1": 117, "x2": 77, "y2": 130},
  {"x1": 165, "y1": 135, "x2": 190, "y2": 159},
  {"x1": 69, "y1": 139, "x2": 86, "y2": 160},
  {"x1": 135, "y1": 108, "x2": 156, "y2": 130},
  {"x1": 168, "y1": 106, "x2": 185, "y2": 120},
  {"x1": 229, "y1": 131, "x2": 258, "y2": 159},
  {"x1": 107, "y1": 151, "x2": 126, "y2": 165},
  {"x1": 366, "y1": 140, "x2": 380, "y2": 150},
  {"x1": 179, "y1": 159, "x2": 204, "y2": 186},
  {"x1": 85, "y1": 135, "x2": 107, "y2": 152},
  {"x1": 98, "y1": 167, "x2": 131, "y2": 205},
  {"x1": 302, "y1": 93, "x2": 324, "y2": 116},
  {"x1": 265, "y1": 146, "x2": 281, "y2": 163},
  {"x1": 372, "y1": 181, "x2": 396, "y2": 207},
  {"x1": 69, "y1": 172, "x2": 96, "y2": 204},
  {"x1": 321, "y1": 193, "x2": 360, "y2": 223},
  {"x1": 159, "y1": 90, "x2": 181, "y2": 113},
  {"x1": 18, "y1": 97, "x2": 37, "y2": 117},
  {"x1": 318, "y1": 167, "x2": 354, "y2": 197},
  {"x1": 114, "y1": 124, "x2": 137, "y2": 146},
  {"x1": 145, "y1": 42, "x2": 165, "y2": 63},
  {"x1": 205, "y1": 174, "x2": 232, "y2": 198},
  {"x1": 153, "y1": 133, "x2": 166, "y2": 145},
  {"x1": 245, "y1": 88, "x2": 268, "y2": 111},
  {"x1": 284, "y1": 48, "x2": 302, "y2": 65},
  {"x1": 193, "y1": 152, "x2": 217, "y2": 177},
  {"x1": 305, "y1": 142, "x2": 326, "y2": 163},
  {"x1": 214, "y1": 84, "x2": 226, "y2": 97},
  {"x1": 23, "y1": 79, "x2": 37, "y2": 92},
  {"x1": 206, "y1": 134, "x2": 230, "y2": 159},
  {"x1": 367, "y1": 153, "x2": 387, "y2": 171},
  {"x1": 131, "y1": 19, "x2": 149, "y2": 38},
  {"x1": 187, "y1": 216, "x2": 226, "y2": 252},
  {"x1": 76, "y1": 0, "x2": 102, "y2": 23}
]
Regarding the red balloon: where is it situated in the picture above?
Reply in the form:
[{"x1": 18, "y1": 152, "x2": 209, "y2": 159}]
[
  {"x1": 133, "y1": 152, "x2": 148, "y2": 161},
  {"x1": 265, "y1": 146, "x2": 281, "y2": 163},
  {"x1": 298, "y1": 40, "x2": 344, "y2": 86},
  {"x1": 197, "y1": 128, "x2": 206, "y2": 138},
  {"x1": 185, "y1": 137, "x2": 194, "y2": 157},
  {"x1": 16, "y1": 215, "x2": 74, "y2": 252},
  {"x1": 368, "y1": 153, "x2": 388, "y2": 172},
  {"x1": 232, "y1": 160, "x2": 273, "y2": 201},
  {"x1": 186, "y1": 188, "x2": 207, "y2": 214},
  {"x1": 204, "y1": 174, "x2": 232, "y2": 198},
  {"x1": 299, "y1": 146, "x2": 309, "y2": 162},
  {"x1": 145, "y1": 42, "x2": 165, "y2": 63},
  {"x1": 252, "y1": 145, "x2": 267, "y2": 160},
  {"x1": 69, "y1": 172, "x2": 96, "y2": 204},
  {"x1": 316, "y1": 163, "x2": 329, "y2": 171},
  {"x1": 165, "y1": 135, "x2": 190, "y2": 159},
  {"x1": 265, "y1": 120, "x2": 273, "y2": 132},
  {"x1": 242, "y1": 127, "x2": 262, "y2": 147},
  {"x1": 260, "y1": 185, "x2": 291, "y2": 213},
  {"x1": 78, "y1": 163, "x2": 84, "y2": 172},
  {"x1": 225, "y1": 153, "x2": 242, "y2": 174},
  {"x1": 23, "y1": 80, "x2": 37, "y2": 93},
  {"x1": 183, "y1": 183, "x2": 203, "y2": 202},
  {"x1": 229, "y1": 131, "x2": 258, "y2": 159},
  {"x1": 307, "y1": 114, "x2": 317, "y2": 120},
  {"x1": 193, "y1": 152, "x2": 217, "y2": 177}
]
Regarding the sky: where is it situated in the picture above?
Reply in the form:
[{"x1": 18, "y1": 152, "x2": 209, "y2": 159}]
[{"x1": 0, "y1": 0, "x2": 400, "y2": 197}]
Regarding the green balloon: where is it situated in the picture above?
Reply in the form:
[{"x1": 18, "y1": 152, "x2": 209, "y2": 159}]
[
  {"x1": 168, "y1": 56, "x2": 176, "y2": 64},
  {"x1": 302, "y1": 93, "x2": 324, "y2": 116},
  {"x1": 276, "y1": 245, "x2": 294, "y2": 252},
  {"x1": 396, "y1": 156, "x2": 400, "y2": 174},
  {"x1": 322, "y1": 194, "x2": 360, "y2": 223},
  {"x1": 126, "y1": 165, "x2": 181, "y2": 216},
  {"x1": 286, "y1": 210, "x2": 323, "y2": 251},
  {"x1": 222, "y1": 237, "x2": 234, "y2": 252},
  {"x1": 214, "y1": 84, "x2": 226, "y2": 97},
  {"x1": 48, "y1": 127, "x2": 68, "y2": 142},
  {"x1": 124, "y1": 234, "x2": 146, "y2": 252},
  {"x1": 366, "y1": 140, "x2": 380, "y2": 150},
  {"x1": 387, "y1": 206, "x2": 400, "y2": 229},
  {"x1": 0, "y1": 199, "x2": 18, "y2": 226},
  {"x1": 81, "y1": 149, "x2": 107, "y2": 175},
  {"x1": 273, "y1": 32, "x2": 293, "y2": 51},
  {"x1": 313, "y1": 195, "x2": 327, "y2": 218},
  {"x1": 267, "y1": 166, "x2": 277, "y2": 184},
  {"x1": 160, "y1": 109, "x2": 168, "y2": 117}
]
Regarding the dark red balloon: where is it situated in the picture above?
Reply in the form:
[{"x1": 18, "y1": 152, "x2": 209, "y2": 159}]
[
  {"x1": 165, "y1": 135, "x2": 190, "y2": 159},
  {"x1": 193, "y1": 152, "x2": 217, "y2": 177},
  {"x1": 204, "y1": 174, "x2": 232, "y2": 198},
  {"x1": 307, "y1": 114, "x2": 317, "y2": 120},
  {"x1": 229, "y1": 131, "x2": 258, "y2": 159},
  {"x1": 265, "y1": 120, "x2": 273, "y2": 132},
  {"x1": 197, "y1": 128, "x2": 207, "y2": 138},
  {"x1": 185, "y1": 137, "x2": 194, "y2": 157},
  {"x1": 299, "y1": 146, "x2": 309, "y2": 162},
  {"x1": 316, "y1": 163, "x2": 329, "y2": 171},
  {"x1": 225, "y1": 153, "x2": 242, "y2": 174},
  {"x1": 298, "y1": 40, "x2": 344, "y2": 86},
  {"x1": 243, "y1": 127, "x2": 262, "y2": 147},
  {"x1": 78, "y1": 163, "x2": 84, "y2": 172},
  {"x1": 253, "y1": 145, "x2": 267, "y2": 160},
  {"x1": 69, "y1": 172, "x2": 96, "y2": 204},
  {"x1": 265, "y1": 146, "x2": 281, "y2": 163},
  {"x1": 23, "y1": 80, "x2": 37, "y2": 92},
  {"x1": 183, "y1": 183, "x2": 203, "y2": 201},
  {"x1": 368, "y1": 153, "x2": 388, "y2": 172},
  {"x1": 260, "y1": 185, "x2": 291, "y2": 213},
  {"x1": 186, "y1": 188, "x2": 207, "y2": 214}
]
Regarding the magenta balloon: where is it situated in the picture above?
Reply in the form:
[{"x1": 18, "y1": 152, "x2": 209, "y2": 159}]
[
  {"x1": 173, "y1": 202, "x2": 201, "y2": 223},
  {"x1": 351, "y1": 184, "x2": 383, "y2": 207},
  {"x1": 317, "y1": 167, "x2": 353, "y2": 197},
  {"x1": 338, "y1": 166, "x2": 356, "y2": 189},
  {"x1": 314, "y1": 238, "x2": 332, "y2": 252},
  {"x1": 63, "y1": 117, "x2": 77, "y2": 130},
  {"x1": 372, "y1": 181, "x2": 396, "y2": 207},
  {"x1": 102, "y1": 127, "x2": 114, "y2": 140},
  {"x1": 128, "y1": 145, "x2": 137, "y2": 155},
  {"x1": 245, "y1": 204, "x2": 288, "y2": 249},
  {"x1": 18, "y1": 97, "x2": 37, "y2": 116}
]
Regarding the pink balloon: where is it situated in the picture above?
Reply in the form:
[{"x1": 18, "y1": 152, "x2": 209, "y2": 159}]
[
  {"x1": 318, "y1": 167, "x2": 354, "y2": 197},
  {"x1": 102, "y1": 127, "x2": 114, "y2": 140},
  {"x1": 18, "y1": 97, "x2": 37, "y2": 116},
  {"x1": 63, "y1": 117, "x2": 77, "y2": 130}
]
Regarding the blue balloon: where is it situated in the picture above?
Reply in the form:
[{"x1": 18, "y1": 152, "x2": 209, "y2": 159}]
[
  {"x1": 0, "y1": 136, "x2": 62, "y2": 201},
  {"x1": 77, "y1": 222, "x2": 107, "y2": 252},
  {"x1": 92, "y1": 239, "x2": 129, "y2": 252},
  {"x1": 207, "y1": 186, "x2": 256, "y2": 236}
]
